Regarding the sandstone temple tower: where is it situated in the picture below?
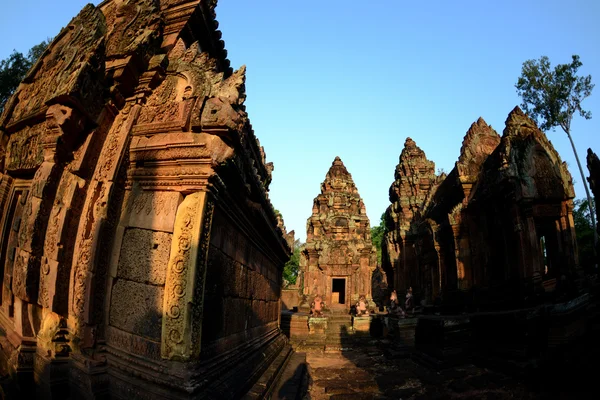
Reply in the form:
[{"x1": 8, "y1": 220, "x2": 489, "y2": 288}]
[
  {"x1": 383, "y1": 109, "x2": 579, "y2": 309},
  {"x1": 382, "y1": 138, "x2": 439, "y2": 298},
  {"x1": 299, "y1": 157, "x2": 377, "y2": 311},
  {"x1": 0, "y1": 1, "x2": 291, "y2": 398}
]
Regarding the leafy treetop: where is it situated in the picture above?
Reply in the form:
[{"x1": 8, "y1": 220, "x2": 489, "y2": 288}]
[
  {"x1": 0, "y1": 39, "x2": 50, "y2": 114},
  {"x1": 516, "y1": 55, "x2": 594, "y2": 133}
]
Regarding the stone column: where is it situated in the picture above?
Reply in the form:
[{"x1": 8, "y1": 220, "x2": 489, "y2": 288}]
[
  {"x1": 433, "y1": 240, "x2": 443, "y2": 300},
  {"x1": 522, "y1": 203, "x2": 543, "y2": 280},
  {"x1": 451, "y1": 224, "x2": 465, "y2": 291},
  {"x1": 561, "y1": 200, "x2": 578, "y2": 273},
  {"x1": 162, "y1": 191, "x2": 213, "y2": 360}
]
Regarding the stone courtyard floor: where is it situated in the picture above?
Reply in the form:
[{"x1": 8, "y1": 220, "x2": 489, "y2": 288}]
[
  {"x1": 303, "y1": 349, "x2": 533, "y2": 400},
  {"x1": 275, "y1": 341, "x2": 600, "y2": 400}
]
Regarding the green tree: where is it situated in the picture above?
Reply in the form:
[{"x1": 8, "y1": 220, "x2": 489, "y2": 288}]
[
  {"x1": 573, "y1": 198, "x2": 596, "y2": 271},
  {"x1": 27, "y1": 40, "x2": 49, "y2": 63},
  {"x1": 0, "y1": 39, "x2": 50, "y2": 113},
  {"x1": 515, "y1": 55, "x2": 597, "y2": 249},
  {"x1": 370, "y1": 212, "x2": 386, "y2": 266},
  {"x1": 283, "y1": 239, "x2": 302, "y2": 287},
  {"x1": 0, "y1": 51, "x2": 29, "y2": 113}
]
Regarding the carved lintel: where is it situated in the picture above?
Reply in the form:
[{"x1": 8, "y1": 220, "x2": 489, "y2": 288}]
[
  {"x1": 127, "y1": 131, "x2": 235, "y2": 192},
  {"x1": 161, "y1": 191, "x2": 213, "y2": 360}
]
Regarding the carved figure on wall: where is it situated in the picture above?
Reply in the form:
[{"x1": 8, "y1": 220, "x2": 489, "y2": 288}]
[
  {"x1": 389, "y1": 289, "x2": 405, "y2": 317},
  {"x1": 310, "y1": 295, "x2": 325, "y2": 317},
  {"x1": 405, "y1": 287, "x2": 414, "y2": 314},
  {"x1": 355, "y1": 295, "x2": 370, "y2": 316}
]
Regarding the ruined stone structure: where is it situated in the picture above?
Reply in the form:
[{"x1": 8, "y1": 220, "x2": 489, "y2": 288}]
[
  {"x1": 299, "y1": 157, "x2": 377, "y2": 312},
  {"x1": 382, "y1": 138, "x2": 441, "y2": 300},
  {"x1": 0, "y1": 1, "x2": 291, "y2": 398},
  {"x1": 383, "y1": 108, "x2": 579, "y2": 309}
]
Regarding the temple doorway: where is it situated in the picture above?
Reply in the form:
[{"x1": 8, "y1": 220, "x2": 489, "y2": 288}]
[{"x1": 331, "y1": 278, "x2": 346, "y2": 305}]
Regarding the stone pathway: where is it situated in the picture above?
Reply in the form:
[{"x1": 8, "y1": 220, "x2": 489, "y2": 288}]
[{"x1": 295, "y1": 344, "x2": 595, "y2": 400}]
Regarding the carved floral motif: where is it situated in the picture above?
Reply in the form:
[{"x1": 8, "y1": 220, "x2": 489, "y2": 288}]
[{"x1": 161, "y1": 191, "x2": 210, "y2": 360}]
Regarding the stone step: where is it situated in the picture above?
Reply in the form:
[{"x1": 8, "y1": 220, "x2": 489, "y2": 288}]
[
  {"x1": 270, "y1": 351, "x2": 308, "y2": 400},
  {"x1": 242, "y1": 343, "x2": 293, "y2": 399},
  {"x1": 328, "y1": 314, "x2": 352, "y2": 320},
  {"x1": 328, "y1": 324, "x2": 353, "y2": 331}
]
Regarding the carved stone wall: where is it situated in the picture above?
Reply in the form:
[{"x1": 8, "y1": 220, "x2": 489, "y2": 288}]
[
  {"x1": 0, "y1": 1, "x2": 291, "y2": 398},
  {"x1": 300, "y1": 157, "x2": 377, "y2": 311},
  {"x1": 383, "y1": 108, "x2": 579, "y2": 311},
  {"x1": 382, "y1": 138, "x2": 438, "y2": 298}
]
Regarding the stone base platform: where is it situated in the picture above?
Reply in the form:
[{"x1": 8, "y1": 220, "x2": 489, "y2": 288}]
[
  {"x1": 414, "y1": 293, "x2": 595, "y2": 372},
  {"x1": 281, "y1": 311, "x2": 406, "y2": 352},
  {"x1": 382, "y1": 315, "x2": 418, "y2": 346},
  {"x1": 352, "y1": 316, "x2": 372, "y2": 335}
]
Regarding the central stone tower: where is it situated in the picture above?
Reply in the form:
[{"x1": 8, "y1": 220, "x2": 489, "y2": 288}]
[{"x1": 299, "y1": 157, "x2": 377, "y2": 311}]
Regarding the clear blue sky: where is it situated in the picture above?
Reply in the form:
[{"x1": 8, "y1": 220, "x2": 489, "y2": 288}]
[{"x1": 2, "y1": 1, "x2": 599, "y2": 242}]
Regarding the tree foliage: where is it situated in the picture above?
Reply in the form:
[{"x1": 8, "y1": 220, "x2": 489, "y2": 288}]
[
  {"x1": 283, "y1": 239, "x2": 302, "y2": 287},
  {"x1": 515, "y1": 55, "x2": 597, "y2": 247},
  {"x1": 370, "y1": 212, "x2": 386, "y2": 266},
  {"x1": 0, "y1": 39, "x2": 50, "y2": 113},
  {"x1": 516, "y1": 55, "x2": 593, "y2": 133}
]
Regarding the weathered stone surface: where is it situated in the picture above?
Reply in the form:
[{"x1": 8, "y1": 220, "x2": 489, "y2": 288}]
[
  {"x1": 0, "y1": 1, "x2": 291, "y2": 398},
  {"x1": 0, "y1": 4, "x2": 106, "y2": 128},
  {"x1": 352, "y1": 316, "x2": 372, "y2": 333},
  {"x1": 456, "y1": 117, "x2": 501, "y2": 181},
  {"x1": 299, "y1": 157, "x2": 377, "y2": 312},
  {"x1": 383, "y1": 107, "x2": 578, "y2": 311},
  {"x1": 117, "y1": 228, "x2": 172, "y2": 285},
  {"x1": 382, "y1": 138, "x2": 439, "y2": 300},
  {"x1": 109, "y1": 279, "x2": 164, "y2": 341},
  {"x1": 126, "y1": 190, "x2": 182, "y2": 232},
  {"x1": 308, "y1": 317, "x2": 329, "y2": 334}
]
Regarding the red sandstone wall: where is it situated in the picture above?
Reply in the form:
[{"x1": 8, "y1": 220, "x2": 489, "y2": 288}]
[{"x1": 201, "y1": 205, "x2": 282, "y2": 355}]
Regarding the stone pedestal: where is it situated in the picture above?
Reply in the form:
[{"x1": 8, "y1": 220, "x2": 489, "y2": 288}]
[
  {"x1": 280, "y1": 312, "x2": 310, "y2": 339},
  {"x1": 281, "y1": 289, "x2": 301, "y2": 311},
  {"x1": 384, "y1": 315, "x2": 418, "y2": 345},
  {"x1": 308, "y1": 317, "x2": 328, "y2": 335},
  {"x1": 352, "y1": 316, "x2": 371, "y2": 335},
  {"x1": 415, "y1": 315, "x2": 471, "y2": 368},
  {"x1": 397, "y1": 318, "x2": 418, "y2": 345}
]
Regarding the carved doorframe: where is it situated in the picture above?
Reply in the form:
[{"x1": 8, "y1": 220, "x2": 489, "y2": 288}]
[
  {"x1": 330, "y1": 276, "x2": 348, "y2": 310},
  {"x1": 0, "y1": 178, "x2": 31, "y2": 321}
]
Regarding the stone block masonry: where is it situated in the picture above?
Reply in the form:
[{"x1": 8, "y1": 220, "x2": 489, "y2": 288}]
[{"x1": 0, "y1": 1, "x2": 292, "y2": 398}]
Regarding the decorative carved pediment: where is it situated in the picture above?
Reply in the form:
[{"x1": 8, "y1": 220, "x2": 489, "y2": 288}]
[{"x1": 1, "y1": 5, "x2": 106, "y2": 129}]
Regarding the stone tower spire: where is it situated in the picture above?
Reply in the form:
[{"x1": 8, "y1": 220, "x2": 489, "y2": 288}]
[{"x1": 300, "y1": 157, "x2": 377, "y2": 311}]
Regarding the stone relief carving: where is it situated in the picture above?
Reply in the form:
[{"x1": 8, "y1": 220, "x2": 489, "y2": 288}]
[
  {"x1": 161, "y1": 191, "x2": 211, "y2": 360},
  {"x1": 1, "y1": 4, "x2": 106, "y2": 126}
]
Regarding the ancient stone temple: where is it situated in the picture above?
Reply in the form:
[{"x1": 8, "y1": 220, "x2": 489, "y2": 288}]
[
  {"x1": 0, "y1": 1, "x2": 291, "y2": 398},
  {"x1": 383, "y1": 108, "x2": 579, "y2": 310},
  {"x1": 299, "y1": 157, "x2": 377, "y2": 312},
  {"x1": 382, "y1": 138, "x2": 440, "y2": 300}
]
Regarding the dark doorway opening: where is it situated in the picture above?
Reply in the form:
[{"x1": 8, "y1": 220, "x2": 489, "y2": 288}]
[{"x1": 332, "y1": 278, "x2": 346, "y2": 304}]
